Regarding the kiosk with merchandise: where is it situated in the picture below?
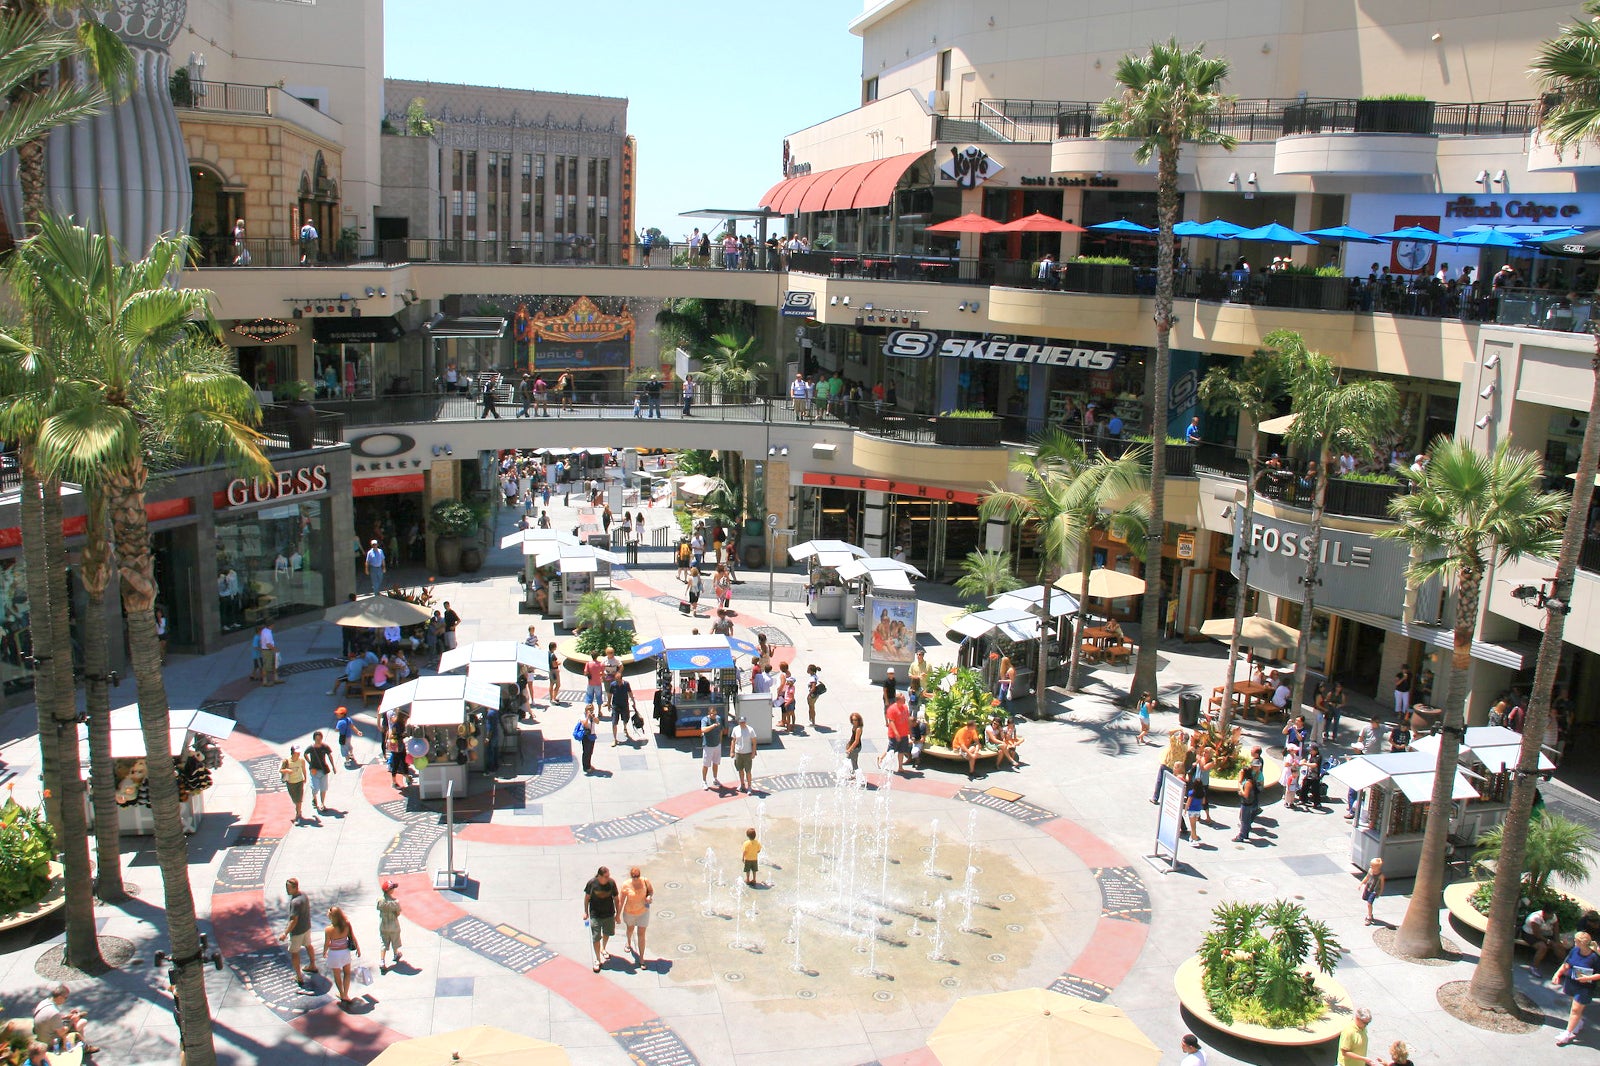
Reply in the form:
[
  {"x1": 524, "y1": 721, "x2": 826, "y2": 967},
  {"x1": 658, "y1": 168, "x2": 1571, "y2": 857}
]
[
  {"x1": 1410, "y1": 726, "x2": 1553, "y2": 843},
  {"x1": 1327, "y1": 751, "x2": 1482, "y2": 878},
  {"x1": 86, "y1": 706, "x2": 234, "y2": 835},
  {"x1": 501, "y1": 529, "x2": 623, "y2": 619},
  {"x1": 789, "y1": 539, "x2": 867, "y2": 624},
  {"x1": 378, "y1": 674, "x2": 502, "y2": 800},
  {"x1": 632, "y1": 634, "x2": 769, "y2": 743},
  {"x1": 438, "y1": 639, "x2": 541, "y2": 766}
]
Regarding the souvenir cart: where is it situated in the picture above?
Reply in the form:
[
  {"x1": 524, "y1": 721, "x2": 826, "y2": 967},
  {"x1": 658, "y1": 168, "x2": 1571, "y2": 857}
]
[
  {"x1": 1410, "y1": 725, "x2": 1556, "y2": 842},
  {"x1": 632, "y1": 634, "x2": 769, "y2": 743},
  {"x1": 438, "y1": 639, "x2": 542, "y2": 765},
  {"x1": 1327, "y1": 750, "x2": 1482, "y2": 878},
  {"x1": 789, "y1": 539, "x2": 867, "y2": 623},
  {"x1": 86, "y1": 706, "x2": 235, "y2": 835},
  {"x1": 379, "y1": 674, "x2": 501, "y2": 800},
  {"x1": 501, "y1": 529, "x2": 623, "y2": 621}
]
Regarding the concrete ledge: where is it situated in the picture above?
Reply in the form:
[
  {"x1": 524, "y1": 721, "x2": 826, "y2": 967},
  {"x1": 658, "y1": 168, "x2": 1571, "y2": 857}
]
[{"x1": 1174, "y1": 955, "x2": 1352, "y2": 1047}]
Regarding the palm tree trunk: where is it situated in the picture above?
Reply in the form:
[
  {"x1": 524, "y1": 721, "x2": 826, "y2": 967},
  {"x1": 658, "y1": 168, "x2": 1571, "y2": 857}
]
[
  {"x1": 1470, "y1": 340, "x2": 1600, "y2": 1007},
  {"x1": 1218, "y1": 450, "x2": 1261, "y2": 736},
  {"x1": 39, "y1": 465, "x2": 103, "y2": 970},
  {"x1": 1035, "y1": 569, "x2": 1052, "y2": 720},
  {"x1": 1131, "y1": 143, "x2": 1179, "y2": 700},
  {"x1": 1066, "y1": 540, "x2": 1093, "y2": 691},
  {"x1": 107, "y1": 460, "x2": 217, "y2": 1066},
  {"x1": 1290, "y1": 443, "x2": 1333, "y2": 717},
  {"x1": 80, "y1": 494, "x2": 126, "y2": 901},
  {"x1": 1396, "y1": 570, "x2": 1480, "y2": 959}
]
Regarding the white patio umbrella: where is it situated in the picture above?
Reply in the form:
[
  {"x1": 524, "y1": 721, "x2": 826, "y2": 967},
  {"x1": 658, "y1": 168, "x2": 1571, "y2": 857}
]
[
  {"x1": 1198, "y1": 615, "x2": 1301, "y2": 652},
  {"x1": 834, "y1": 556, "x2": 926, "y2": 580},
  {"x1": 1257, "y1": 413, "x2": 1299, "y2": 436},
  {"x1": 1054, "y1": 568, "x2": 1146, "y2": 600},
  {"x1": 991, "y1": 584, "x2": 1080, "y2": 618},
  {"x1": 1410, "y1": 726, "x2": 1557, "y2": 773}
]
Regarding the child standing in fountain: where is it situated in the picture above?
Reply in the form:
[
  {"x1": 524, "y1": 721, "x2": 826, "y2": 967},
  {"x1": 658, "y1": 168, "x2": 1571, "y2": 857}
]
[{"x1": 741, "y1": 827, "x2": 762, "y2": 886}]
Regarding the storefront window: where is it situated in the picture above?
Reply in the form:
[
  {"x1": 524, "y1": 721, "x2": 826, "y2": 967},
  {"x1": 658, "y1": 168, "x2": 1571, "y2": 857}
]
[
  {"x1": 0, "y1": 557, "x2": 34, "y2": 694},
  {"x1": 315, "y1": 342, "x2": 375, "y2": 400},
  {"x1": 215, "y1": 500, "x2": 331, "y2": 631}
]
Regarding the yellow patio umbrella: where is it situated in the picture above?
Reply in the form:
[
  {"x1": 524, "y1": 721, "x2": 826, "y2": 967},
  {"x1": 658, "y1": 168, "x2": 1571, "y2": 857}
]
[
  {"x1": 1198, "y1": 615, "x2": 1301, "y2": 652},
  {"x1": 370, "y1": 1026, "x2": 569, "y2": 1066},
  {"x1": 322, "y1": 595, "x2": 434, "y2": 629},
  {"x1": 928, "y1": 988, "x2": 1160, "y2": 1066},
  {"x1": 1054, "y1": 568, "x2": 1146, "y2": 600}
]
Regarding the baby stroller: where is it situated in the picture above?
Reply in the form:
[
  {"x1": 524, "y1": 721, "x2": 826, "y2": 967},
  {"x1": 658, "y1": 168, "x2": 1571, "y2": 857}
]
[{"x1": 1296, "y1": 751, "x2": 1331, "y2": 808}]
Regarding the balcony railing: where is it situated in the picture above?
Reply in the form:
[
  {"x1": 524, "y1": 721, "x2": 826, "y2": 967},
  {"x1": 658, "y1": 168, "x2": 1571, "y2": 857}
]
[
  {"x1": 1056, "y1": 97, "x2": 1538, "y2": 142},
  {"x1": 1199, "y1": 457, "x2": 1407, "y2": 522},
  {"x1": 1493, "y1": 288, "x2": 1599, "y2": 333},
  {"x1": 171, "y1": 79, "x2": 270, "y2": 116},
  {"x1": 206, "y1": 236, "x2": 784, "y2": 271},
  {"x1": 259, "y1": 403, "x2": 344, "y2": 450}
]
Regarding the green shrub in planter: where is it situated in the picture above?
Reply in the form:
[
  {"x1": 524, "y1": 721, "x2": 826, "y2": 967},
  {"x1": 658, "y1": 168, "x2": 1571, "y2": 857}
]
[
  {"x1": 919, "y1": 666, "x2": 1003, "y2": 746},
  {"x1": 430, "y1": 499, "x2": 479, "y2": 536},
  {"x1": 1469, "y1": 813, "x2": 1596, "y2": 931},
  {"x1": 573, "y1": 591, "x2": 634, "y2": 657},
  {"x1": 1198, "y1": 900, "x2": 1342, "y2": 1028},
  {"x1": 0, "y1": 798, "x2": 57, "y2": 914}
]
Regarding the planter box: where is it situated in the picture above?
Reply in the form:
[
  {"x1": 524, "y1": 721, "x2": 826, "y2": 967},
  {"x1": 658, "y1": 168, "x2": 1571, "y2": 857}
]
[
  {"x1": 1325, "y1": 477, "x2": 1402, "y2": 520},
  {"x1": 1354, "y1": 99, "x2": 1436, "y2": 135},
  {"x1": 934, "y1": 417, "x2": 1003, "y2": 447},
  {"x1": 1061, "y1": 262, "x2": 1138, "y2": 296}
]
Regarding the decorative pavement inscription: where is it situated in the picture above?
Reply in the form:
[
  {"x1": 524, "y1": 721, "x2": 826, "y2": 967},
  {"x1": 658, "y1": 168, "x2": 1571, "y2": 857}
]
[
  {"x1": 278, "y1": 657, "x2": 347, "y2": 676},
  {"x1": 215, "y1": 828, "x2": 282, "y2": 892},
  {"x1": 197, "y1": 697, "x2": 239, "y2": 719},
  {"x1": 521, "y1": 734, "x2": 577, "y2": 802},
  {"x1": 379, "y1": 820, "x2": 448, "y2": 877},
  {"x1": 230, "y1": 949, "x2": 330, "y2": 1019},
  {"x1": 1047, "y1": 973, "x2": 1115, "y2": 1003},
  {"x1": 613, "y1": 1022, "x2": 700, "y2": 1066},
  {"x1": 954, "y1": 786, "x2": 1056, "y2": 826},
  {"x1": 749, "y1": 624, "x2": 794, "y2": 646},
  {"x1": 1095, "y1": 866, "x2": 1153, "y2": 923},
  {"x1": 571, "y1": 806, "x2": 679, "y2": 843},
  {"x1": 752, "y1": 770, "x2": 840, "y2": 793},
  {"x1": 240, "y1": 754, "x2": 285, "y2": 794},
  {"x1": 437, "y1": 915, "x2": 557, "y2": 971}
]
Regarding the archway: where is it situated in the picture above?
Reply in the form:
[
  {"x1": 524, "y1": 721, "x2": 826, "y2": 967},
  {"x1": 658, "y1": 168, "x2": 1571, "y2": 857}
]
[{"x1": 188, "y1": 164, "x2": 240, "y2": 265}]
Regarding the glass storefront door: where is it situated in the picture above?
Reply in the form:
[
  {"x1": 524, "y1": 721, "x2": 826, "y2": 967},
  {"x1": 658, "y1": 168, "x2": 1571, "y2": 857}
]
[{"x1": 215, "y1": 499, "x2": 332, "y2": 631}]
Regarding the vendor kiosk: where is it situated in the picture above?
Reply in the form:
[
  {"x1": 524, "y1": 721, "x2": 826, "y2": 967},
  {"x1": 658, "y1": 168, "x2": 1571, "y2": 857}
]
[
  {"x1": 85, "y1": 706, "x2": 235, "y2": 835},
  {"x1": 1327, "y1": 751, "x2": 1482, "y2": 878},
  {"x1": 379, "y1": 674, "x2": 502, "y2": 800},
  {"x1": 439, "y1": 639, "x2": 541, "y2": 767},
  {"x1": 1410, "y1": 726, "x2": 1555, "y2": 843},
  {"x1": 632, "y1": 634, "x2": 770, "y2": 743},
  {"x1": 789, "y1": 540, "x2": 868, "y2": 624},
  {"x1": 501, "y1": 529, "x2": 624, "y2": 618}
]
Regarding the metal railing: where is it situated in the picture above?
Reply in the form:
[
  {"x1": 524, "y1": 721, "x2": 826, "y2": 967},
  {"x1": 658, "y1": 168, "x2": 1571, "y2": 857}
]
[
  {"x1": 1493, "y1": 288, "x2": 1599, "y2": 333},
  {"x1": 207, "y1": 236, "x2": 784, "y2": 271},
  {"x1": 171, "y1": 80, "x2": 270, "y2": 116},
  {"x1": 258, "y1": 403, "x2": 345, "y2": 448},
  {"x1": 1056, "y1": 97, "x2": 1538, "y2": 142},
  {"x1": 1195, "y1": 452, "x2": 1407, "y2": 522}
]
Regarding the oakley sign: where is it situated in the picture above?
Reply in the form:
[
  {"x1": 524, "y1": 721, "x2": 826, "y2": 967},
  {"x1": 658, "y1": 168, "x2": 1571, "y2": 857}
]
[{"x1": 884, "y1": 329, "x2": 1123, "y2": 370}]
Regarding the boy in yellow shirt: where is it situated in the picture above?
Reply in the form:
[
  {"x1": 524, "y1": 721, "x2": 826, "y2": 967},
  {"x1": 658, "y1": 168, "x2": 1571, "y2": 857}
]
[{"x1": 741, "y1": 827, "x2": 761, "y2": 885}]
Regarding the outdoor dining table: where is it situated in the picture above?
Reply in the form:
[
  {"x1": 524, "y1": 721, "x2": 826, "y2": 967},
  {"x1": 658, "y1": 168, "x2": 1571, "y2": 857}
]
[{"x1": 1233, "y1": 680, "x2": 1277, "y2": 719}]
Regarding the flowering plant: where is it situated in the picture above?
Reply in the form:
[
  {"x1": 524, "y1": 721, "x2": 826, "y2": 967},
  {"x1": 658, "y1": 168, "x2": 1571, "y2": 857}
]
[{"x1": 0, "y1": 797, "x2": 57, "y2": 914}]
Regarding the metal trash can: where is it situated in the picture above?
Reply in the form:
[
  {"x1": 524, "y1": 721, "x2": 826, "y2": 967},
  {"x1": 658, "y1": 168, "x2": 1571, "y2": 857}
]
[{"x1": 1179, "y1": 691, "x2": 1201, "y2": 729}]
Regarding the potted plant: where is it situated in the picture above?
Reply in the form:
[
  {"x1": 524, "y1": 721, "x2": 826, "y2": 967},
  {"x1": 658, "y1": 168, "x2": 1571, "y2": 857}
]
[
  {"x1": 573, "y1": 591, "x2": 634, "y2": 657},
  {"x1": 271, "y1": 379, "x2": 318, "y2": 451},
  {"x1": 430, "y1": 499, "x2": 478, "y2": 577},
  {"x1": 457, "y1": 499, "x2": 492, "y2": 574},
  {"x1": 0, "y1": 798, "x2": 60, "y2": 922},
  {"x1": 1354, "y1": 94, "x2": 1436, "y2": 135},
  {"x1": 1185, "y1": 899, "x2": 1346, "y2": 1040},
  {"x1": 1062, "y1": 254, "x2": 1137, "y2": 295},
  {"x1": 936, "y1": 409, "x2": 1004, "y2": 447}
]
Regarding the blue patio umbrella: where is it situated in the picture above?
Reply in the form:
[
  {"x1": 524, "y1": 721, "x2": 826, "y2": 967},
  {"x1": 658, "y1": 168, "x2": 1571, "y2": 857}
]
[
  {"x1": 1376, "y1": 225, "x2": 1445, "y2": 242},
  {"x1": 1437, "y1": 228, "x2": 1527, "y2": 248},
  {"x1": 1173, "y1": 218, "x2": 1243, "y2": 238},
  {"x1": 1088, "y1": 218, "x2": 1156, "y2": 234},
  {"x1": 1305, "y1": 225, "x2": 1390, "y2": 244},
  {"x1": 1233, "y1": 222, "x2": 1319, "y2": 245}
]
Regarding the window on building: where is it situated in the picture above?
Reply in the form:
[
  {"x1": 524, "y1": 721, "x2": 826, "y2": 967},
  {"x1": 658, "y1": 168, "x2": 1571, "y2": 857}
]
[{"x1": 863, "y1": 77, "x2": 878, "y2": 103}]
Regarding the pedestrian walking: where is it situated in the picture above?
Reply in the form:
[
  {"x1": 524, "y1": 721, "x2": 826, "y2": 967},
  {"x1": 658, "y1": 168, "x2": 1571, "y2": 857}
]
[
  {"x1": 298, "y1": 218, "x2": 318, "y2": 264},
  {"x1": 280, "y1": 745, "x2": 308, "y2": 822},
  {"x1": 1336, "y1": 1007, "x2": 1375, "y2": 1066},
  {"x1": 681, "y1": 375, "x2": 695, "y2": 416},
  {"x1": 259, "y1": 622, "x2": 279, "y2": 685},
  {"x1": 1136, "y1": 691, "x2": 1154, "y2": 745},
  {"x1": 334, "y1": 706, "x2": 362, "y2": 766},
  {"x1": 322, "y1": 905, "x2": 360, "y2": 1008},
  {"x1": 583, "y1": 866, "x2": 620, "y2": 972},
  {"x1": 731, "y1": 715, "x2": 757, "y2": 792},
  {"x1": 700, "y1": 706, "x2": 725, "y2": 790},
  {"x1": 1553, "y1": 931, "x2": 1599, "y2": 1045},
  {"x1": 610, "y1": 674, "x2": 637, "y2": 746},
  {"x1": 619, "y1": 866, "x2": 654, "y2": 963},
  {"x1": 576, "y1": 708, "x2": 598, "y2": 774},
  {"x1": 741, "y1": 826, "x2": 762, "y2": 885},
  {"x1": 1179, "y1": 1033, "x2": 1207, "y2": 1066},
  {"x1": 547, "y1": 641, "x2": 562, "y2": 705},
  {"x1": 1234, "y1": 766, "x2": 1261, "y2": 843},
  {"x1": 480, "y1": 374, "x2": 502, "y2": 419},
  {"x1": 364, "y1": 539, "x2": 386, "y2": 595},
  {"x1": 1360, "y1": 859, "x2": 1385, "y2": 925},
  {"x1": 376, "y1": 880, "x2": 403, "y2": 972},
  {"x1": 279, "y1": 878, "x2": 318, "y2": 984},
  {"x1": 385, "y1": 711, "x2": 411, "y2": 788},
  {"x1": 306, "y1": 731, "x2": 336, "y2": 812}
]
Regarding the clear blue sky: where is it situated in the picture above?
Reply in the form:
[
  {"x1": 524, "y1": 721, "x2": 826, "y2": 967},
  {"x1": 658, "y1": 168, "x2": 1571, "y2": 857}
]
[{"x1": 384, "y1": 0, "x2": 866, "y2": 237}]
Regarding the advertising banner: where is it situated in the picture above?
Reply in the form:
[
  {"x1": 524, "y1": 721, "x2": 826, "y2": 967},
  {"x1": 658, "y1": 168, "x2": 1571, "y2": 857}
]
[{"x1": 864, "y1": 593, "x2": 918, "y2": 664}]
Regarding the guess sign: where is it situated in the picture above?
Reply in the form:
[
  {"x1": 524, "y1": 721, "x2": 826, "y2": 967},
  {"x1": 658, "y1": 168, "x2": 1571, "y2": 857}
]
[{"x1": 219, "y1": 464, "x2": 329, "y2": 508}]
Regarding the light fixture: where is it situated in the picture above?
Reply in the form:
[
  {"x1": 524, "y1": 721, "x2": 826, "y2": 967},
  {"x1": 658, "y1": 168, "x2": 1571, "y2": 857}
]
[
  {"x1": 768, "y1": 446, "x2": 777, "y2": 456},
  {"x1": 1227, "y1": 172, "x2": 1239, "y2": 186},
  {"x1": 830, "y1": 295, "x2": 838, "y2": 306},
  {"x1": 378, "y1": 287, "x2": 388, "y2": 297},
  {"x1": 957, "y1": 301, "x2": 968, "y2": 311},
  {"x1": 987, "y1": 15, "x2": 995, "y2": 26},
  {"x1": 1480, "y1": 382, "x2": 1497, "y2": 399},
  {"x1": 1474, "y1": 170, "x2": 1489, "y2": 185},
  {"x1": 969, "y1": 301, "x2": 981, "y2": 312},
  {"x1": 1431, "y1": 32, "x2": 1443, "y2": 42},
  {"x1": 1475, "y1": 414, "x2": 1492, "y2": 428},
  {"x1": 1247, "y1": 172, "x2": 1258, "y2": 185},
  {"x1": 1493, "y1": 170, "x2": 1508, "y2": 185},
  {"x1": 1260, "y1": 42, "x2": 1271, "y2": 54},
  {"x1": 863, "y1": 302, "x2": 874, "y2": 311},
  {"x1": 1512, "y1": 581, "x2": 1569, "y2": 613},
  {"x1": 350, "y1": 307, "x2": 361, "y2": 318},
  {"x1": 1483, "y1": 352, "x2": 1500, "y2": 369},
  {"x1": 339, "y1": 292, "x2": 352, "y2": 302},
  {"x1": 336, "y1": 303, "x2": 346, "y2": 313},
  {"x1": 364, "y1": 287, "x2": 375, "y2": 297},
  {"x1": 780, "y1": 446, "x2": 789, "y2": 457},
  {"x1": 842, "y1": 296, "x2": 851, "y2": 306},
  {"x1": 1220, "y1": 505, "x2": 1234, "y2": 520}
]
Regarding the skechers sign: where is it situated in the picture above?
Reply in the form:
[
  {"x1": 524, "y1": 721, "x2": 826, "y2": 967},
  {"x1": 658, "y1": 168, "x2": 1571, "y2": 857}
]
[{"x1": 884, "y1": 329, "x2": 1124, "y2": 370}]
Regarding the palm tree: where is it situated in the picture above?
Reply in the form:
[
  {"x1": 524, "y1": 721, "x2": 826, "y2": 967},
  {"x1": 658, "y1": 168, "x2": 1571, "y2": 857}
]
[
  {"x1": 1474, "y1": 813, "x2": 1597, "y2": 898},
  {"x1": 1470, "y1": 15, "x2": 1600, "y2": 1010},
  {"x1": 1384, "y1": 438, "x2": 1566, "y2": 960},
  {"x1": 1196, "y1": 349, "x2": 1290, "y2": 734},
  {"x1": 1099, "y1": 39, "x2": 1236, "y2": 701},
  {"x1": 1270, "y1": 330, "x2": 1398, "y2": 716},
  {"x1": 17, "y1": 217, "x2": 267, "y2": 1066},
  {"x1": 981, "y1": 430, "x2": 1149, "y2": 706},
  {"x1": 954, "y1": 550, "x2": 1024, "y2": 606},
  {"x1": 0, "y1": 9, "x2": 125, "y2": 158},
  {"x1": 699, "y1": 331, "x2": 770, "y2": 403}
]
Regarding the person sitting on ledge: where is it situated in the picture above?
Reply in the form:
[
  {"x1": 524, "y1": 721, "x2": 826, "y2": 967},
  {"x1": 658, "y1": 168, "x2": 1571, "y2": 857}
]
[{"x1": 951, "y1": 719, "x2": 983, "y2": 780}]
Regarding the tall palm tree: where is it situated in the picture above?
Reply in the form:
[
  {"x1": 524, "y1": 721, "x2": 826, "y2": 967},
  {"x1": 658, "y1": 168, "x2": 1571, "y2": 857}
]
[
  {"x1": 1099, "y1": 39, "x2": 1236, "y2": 701},
  {"x1": 981, "y1": 430, "x2": 1149, "y2": 705},
  {"x1": 1270, "y1": 330, "x2": 1398, "y2": 716},
  {"x1": 1469, "y1": 15, "x2": 1600, "y2": 1009},
  {"x1": 1196, "y1": 349, "x2": 1291, "y2": 735},
  {"x1": 17, "y1": 217, "x2": 268, "y2": 1066},
  {"x1": 1384, "y1": 438, "x2": 1566, "y2": 960}
]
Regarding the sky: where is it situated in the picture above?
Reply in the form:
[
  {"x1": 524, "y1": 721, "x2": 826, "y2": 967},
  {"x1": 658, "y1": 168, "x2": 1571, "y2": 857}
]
[{"x1": 384, "y1": 0, "x2": 867, "y2": 238}]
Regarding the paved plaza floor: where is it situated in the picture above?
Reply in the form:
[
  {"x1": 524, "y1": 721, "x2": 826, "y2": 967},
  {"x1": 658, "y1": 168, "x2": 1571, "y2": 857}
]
[{"x1": 0, "y1": 497, "x2": 1595, "y2": 1065}]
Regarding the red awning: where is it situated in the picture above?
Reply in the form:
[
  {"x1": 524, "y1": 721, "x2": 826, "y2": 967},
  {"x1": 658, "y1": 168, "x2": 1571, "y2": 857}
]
[{"x1": 759, "y1": 151, "x2": 926, "y2": 214}]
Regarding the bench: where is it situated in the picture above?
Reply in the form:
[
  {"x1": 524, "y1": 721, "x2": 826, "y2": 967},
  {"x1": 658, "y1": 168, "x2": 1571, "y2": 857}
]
[
  {"x1": 921, "y1": 744, "x2": 1002, "y2": 767},
  {"x1": 1103, "y1": 641, "x2": 1133, "y2": 668}
]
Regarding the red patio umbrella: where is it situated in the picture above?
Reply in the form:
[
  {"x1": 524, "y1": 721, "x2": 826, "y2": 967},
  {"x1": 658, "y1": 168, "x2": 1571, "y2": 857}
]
[
  {"x1": 925, "y1": 213, "x2": 1007, "y2": 234},
  {"x1": 997, "y1": 212, "x2": 1087, "y2": 233}
]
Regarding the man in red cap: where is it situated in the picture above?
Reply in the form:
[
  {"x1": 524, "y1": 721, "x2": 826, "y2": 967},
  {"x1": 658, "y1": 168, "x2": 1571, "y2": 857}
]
[
  {"x1": 333, "y1": 707, "x2": 362, "y2": 767},
  {"x1": 376, "y1": 880, "x2": 403, "y2": 972}
]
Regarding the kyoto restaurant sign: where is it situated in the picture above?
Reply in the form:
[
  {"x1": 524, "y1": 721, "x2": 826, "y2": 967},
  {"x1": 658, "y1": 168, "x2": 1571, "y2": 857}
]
[
  {"x1": 885, "y1": 329, "x2": 1125, "y2": 370},
  {"x1": 222, "y1": 464, "x2": 329, "y2": 507}
]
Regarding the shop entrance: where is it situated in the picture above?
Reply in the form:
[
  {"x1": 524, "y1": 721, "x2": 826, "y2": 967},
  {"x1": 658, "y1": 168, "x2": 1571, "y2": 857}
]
[
  {"x1": 1327, "y1": 615, "x2": 1387, "y2": 694},
  {"x1": 888, "y1": 498, "x2": 980, "y2": 582},
  {"x1": 152, "y1": 526, "x2": 202, "y2": 651}
]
